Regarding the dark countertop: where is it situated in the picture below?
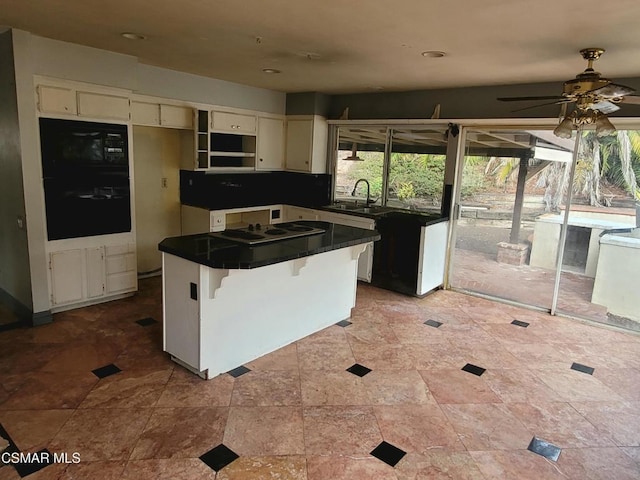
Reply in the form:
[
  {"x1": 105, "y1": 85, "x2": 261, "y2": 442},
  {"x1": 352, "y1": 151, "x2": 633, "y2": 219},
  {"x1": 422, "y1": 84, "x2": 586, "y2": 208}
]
[
  {"x1": 318, "y1": 204, "x2": 449, "y2": 226},
  {"x1": 158, "y1": 221, "x2": 381, "y2": 270}
]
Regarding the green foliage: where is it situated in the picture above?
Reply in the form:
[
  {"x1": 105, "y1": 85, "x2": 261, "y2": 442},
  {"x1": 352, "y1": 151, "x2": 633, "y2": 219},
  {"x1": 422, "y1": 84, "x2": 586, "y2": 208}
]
[
  {"x1": 345, "y1": 152, "x2": 384, "y2": 197},
  {"x1": 387, "y1": 153, "x2": 446, "y2": 199},
  {"x1": 340, "y1": 151, "x2": 488, "y2": 202},
  {"x1": 396, "y1": 182, "x2": 416, "y2": 200},
  {"x1": 460, "y1": 161, "x2": 489, "y2": 198}
]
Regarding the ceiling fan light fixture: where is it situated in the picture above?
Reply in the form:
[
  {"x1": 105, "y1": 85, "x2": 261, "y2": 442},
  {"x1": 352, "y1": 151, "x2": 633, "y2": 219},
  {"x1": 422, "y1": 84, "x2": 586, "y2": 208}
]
[
  {"x1": 595, "y1": 113, "x2": 616, "y2": 137},
  {"x1": 343, "y1": 143, "x2": 363, "y2": 161},
  {"x1": 553, "y1": 116, "x2": 575, "y2": 139}
]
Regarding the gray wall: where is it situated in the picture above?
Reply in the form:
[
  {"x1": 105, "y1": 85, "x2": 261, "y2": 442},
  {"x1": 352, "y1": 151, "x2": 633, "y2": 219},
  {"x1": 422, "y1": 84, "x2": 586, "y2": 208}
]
[
  {"x1": 326, "y1": 79, "x2": 640, "y2": 120},
  {"x1": 137, "y1": 65, "x2": 285, "y2": 114},
  {"x1": 286, "y1": 92, "x2": 331, "y2": 116},
  {"x1": 0, "y1": 30, "x2": 32, "y2": 315}
]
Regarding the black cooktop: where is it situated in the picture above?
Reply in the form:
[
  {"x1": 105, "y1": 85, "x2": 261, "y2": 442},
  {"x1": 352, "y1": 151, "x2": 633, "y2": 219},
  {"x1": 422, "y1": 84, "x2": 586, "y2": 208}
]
[{"x1": 209, "y1": 222, "x2": 326, "y2": 245}]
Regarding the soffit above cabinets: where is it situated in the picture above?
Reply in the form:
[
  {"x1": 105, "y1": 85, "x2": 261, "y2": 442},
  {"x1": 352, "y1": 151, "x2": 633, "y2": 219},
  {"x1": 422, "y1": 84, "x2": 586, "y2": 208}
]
[{"x1": 337, "y1": 126, "x2": 573, "y2": 156}]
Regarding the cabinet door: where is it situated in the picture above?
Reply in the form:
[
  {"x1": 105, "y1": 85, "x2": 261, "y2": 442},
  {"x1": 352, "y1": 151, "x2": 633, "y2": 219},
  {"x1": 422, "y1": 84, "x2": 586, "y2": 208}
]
[
  {"x1": 37, "y1": 85, "x2": 77, "y2": 115},
  {"x1": 131, "y1": 101, "x2": 161, "y2": 125},
  {"x1": 105, "y1": 243, "x2": 137, "y2": 294},
  {"x1": 86, "y1": 247, "x2": 106, "y2": 298},
  {"x1": 160, "y1": 105, "x2": 193, "y2": 129},
  {"x1": 285, "y1": 119, "x2": 313, "y2": 172},
  {"x1": 256, "y1": 117, "x2": 285, "y2": 170},
  {"x1": 50, "y1": 250, "x2": 84, "y2": 305},
  {"x1": 212, "y1": 111, "x2": 256, "y2": 134},
  {"x1": 77, "y1": 91, "x2": 130, "y2": 120}
]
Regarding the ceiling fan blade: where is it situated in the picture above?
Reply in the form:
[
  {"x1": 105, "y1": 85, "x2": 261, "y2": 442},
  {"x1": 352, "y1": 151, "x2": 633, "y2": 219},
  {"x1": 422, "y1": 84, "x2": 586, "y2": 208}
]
[
  {"x1": 591, "y1": 100, "x2": 620, "y2": 114},
  {"x1": 511, "y1": 99, "x2": 573, "y2": 113},
  {"x1": 497, "y1": 95, "x2": 566, "y2": 102},
  {"x1": 589, "y1": 83, "x2": 636, "y2": 98},
  {"x1": 619, "y1": 95, "x2": 640, "y2": 105}
]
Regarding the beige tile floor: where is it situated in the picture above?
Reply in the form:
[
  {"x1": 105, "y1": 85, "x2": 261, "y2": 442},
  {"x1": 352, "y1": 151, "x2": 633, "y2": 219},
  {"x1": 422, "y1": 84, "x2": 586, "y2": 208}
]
[{"x1": 0, "y1": 277, "x2": 639, "y2": 479}]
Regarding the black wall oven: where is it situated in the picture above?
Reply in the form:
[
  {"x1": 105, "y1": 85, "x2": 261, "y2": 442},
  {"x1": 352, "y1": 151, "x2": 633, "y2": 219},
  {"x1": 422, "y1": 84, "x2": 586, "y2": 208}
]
[{"x1": 39, "y1": 118, "x2": 132, "y2": 241}]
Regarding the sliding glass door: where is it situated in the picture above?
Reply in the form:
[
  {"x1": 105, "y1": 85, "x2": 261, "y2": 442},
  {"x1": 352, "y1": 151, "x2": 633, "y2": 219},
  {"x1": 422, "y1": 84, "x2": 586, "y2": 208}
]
[
  {"x1": 449, "y1": 125, "x2": 640, "y2": 332},
  {"x1": 448, "y1": 128, "x2": 574, "y2": 310},
  {"x1": 555, "y1": 128, "x2": 640, "y2": 331}
]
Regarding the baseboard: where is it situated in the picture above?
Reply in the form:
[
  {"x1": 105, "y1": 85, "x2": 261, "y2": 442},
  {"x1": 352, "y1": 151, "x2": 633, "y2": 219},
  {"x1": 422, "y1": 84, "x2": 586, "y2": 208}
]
[{"x1": 0, "y1": 287, "x2": 53, "y2": 327}]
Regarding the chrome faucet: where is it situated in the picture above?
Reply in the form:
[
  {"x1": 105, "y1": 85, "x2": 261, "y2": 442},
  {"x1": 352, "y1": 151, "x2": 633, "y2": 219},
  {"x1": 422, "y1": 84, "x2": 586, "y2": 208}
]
[{"x1": 351, "y1": 178, "x2": 372, "y2": 205}]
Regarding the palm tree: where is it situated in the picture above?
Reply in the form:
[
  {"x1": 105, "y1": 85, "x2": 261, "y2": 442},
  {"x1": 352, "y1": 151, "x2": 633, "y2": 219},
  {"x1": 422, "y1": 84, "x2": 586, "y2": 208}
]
[
  {"x1": 484, "y1": 130, "x2": 640, "y2": 212},
  {"x1": 575, "y1": 130, "x2": 640, "y2": 206}
]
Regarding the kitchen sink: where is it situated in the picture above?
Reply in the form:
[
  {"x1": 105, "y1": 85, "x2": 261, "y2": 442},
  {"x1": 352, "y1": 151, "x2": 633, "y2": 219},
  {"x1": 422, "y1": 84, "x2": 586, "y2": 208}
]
[
  {"x1": 328, "y1": 204, "x2": 401, "y2": 216},
  {"x1": 351, "y1": 206, "x2": 398, "y2": 215}
]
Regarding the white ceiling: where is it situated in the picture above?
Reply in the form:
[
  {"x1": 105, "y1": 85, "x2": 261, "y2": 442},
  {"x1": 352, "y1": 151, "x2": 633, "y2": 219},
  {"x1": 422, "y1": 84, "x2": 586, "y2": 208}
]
[{"x1": 2, "y1": 0, "x2": 640, "y2": 94}]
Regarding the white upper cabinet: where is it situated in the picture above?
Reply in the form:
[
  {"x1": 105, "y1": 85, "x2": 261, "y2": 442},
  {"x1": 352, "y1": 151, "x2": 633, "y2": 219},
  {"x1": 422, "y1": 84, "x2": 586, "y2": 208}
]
[
  {"x1": 131, "y1": 101, "x2": 193, "y2": 129},
  {"x1": 212, "y1": 110, "x2": 256, "y2": 134},
  {"x1": 36, "y1": 80, "x2": 131, "y2": 121},
  {"x1": 37, "y1": 85, "x2": 77, "y2": 115},
  {"x1": 285, "y1": 115, "x2": 328, "y2": 174},
  {"x1": 256, "y1": 116, "x2": 285, "y2": 170},
  {"x1": 131, "y1": 101, "x2": 161, "y2": 125},
  {"x1": 160, "y1": 104, "x2": 193, "y2": 129},
  {"x1": 77, "y1": 91, "x2": 130, "y2": 120}
]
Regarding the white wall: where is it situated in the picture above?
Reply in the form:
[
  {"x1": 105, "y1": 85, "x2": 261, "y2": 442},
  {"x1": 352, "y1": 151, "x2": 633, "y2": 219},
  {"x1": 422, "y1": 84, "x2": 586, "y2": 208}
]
[
  {"x1": 132, "y1": 126, "x2": 183, "y2": 274},
  {"x1": 10, "y1": 29, "x2": 286, "y2": 314}
]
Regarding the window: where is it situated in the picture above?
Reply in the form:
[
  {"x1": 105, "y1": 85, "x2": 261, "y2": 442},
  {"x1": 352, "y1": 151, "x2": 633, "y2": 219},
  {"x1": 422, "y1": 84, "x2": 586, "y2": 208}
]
[{"x1": 333, "y1": 125, "x2": 449, "y2": 213}]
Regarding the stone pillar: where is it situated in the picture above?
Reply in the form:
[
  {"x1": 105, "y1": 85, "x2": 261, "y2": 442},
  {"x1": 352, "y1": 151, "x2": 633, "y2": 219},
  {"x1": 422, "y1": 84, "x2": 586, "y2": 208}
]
[{"x1": 497, "y1": 242, "x2": 529, "y2": 265}]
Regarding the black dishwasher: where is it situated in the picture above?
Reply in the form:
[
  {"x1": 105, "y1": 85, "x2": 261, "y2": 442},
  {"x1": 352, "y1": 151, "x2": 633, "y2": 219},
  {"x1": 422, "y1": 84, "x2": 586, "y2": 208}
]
[{"x1": 371, "y1": 213, "x2": 425, "y2": 296}]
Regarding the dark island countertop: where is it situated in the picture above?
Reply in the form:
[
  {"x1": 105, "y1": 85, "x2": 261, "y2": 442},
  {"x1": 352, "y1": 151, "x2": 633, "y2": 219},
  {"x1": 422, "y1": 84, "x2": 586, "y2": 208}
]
[{"x1": 158, "y1": 221, "x2": 381, "y2": 270}]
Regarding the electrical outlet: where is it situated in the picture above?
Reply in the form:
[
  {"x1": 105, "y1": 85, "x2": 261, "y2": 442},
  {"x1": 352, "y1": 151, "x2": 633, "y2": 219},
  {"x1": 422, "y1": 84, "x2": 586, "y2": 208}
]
[{"x1": 161, "y1": 177, "x2": 168, "y2": 188}]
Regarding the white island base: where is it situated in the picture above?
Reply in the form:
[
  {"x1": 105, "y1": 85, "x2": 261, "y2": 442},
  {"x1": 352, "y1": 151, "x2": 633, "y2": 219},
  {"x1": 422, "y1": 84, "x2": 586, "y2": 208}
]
[{"x1": 162, "y1": 244, "x2": 367, "y2": 379}]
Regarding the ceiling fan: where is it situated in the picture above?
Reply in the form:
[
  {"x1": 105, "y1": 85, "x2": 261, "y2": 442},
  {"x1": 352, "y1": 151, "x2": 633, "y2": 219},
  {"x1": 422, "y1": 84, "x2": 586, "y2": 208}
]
[
  {"x1": 498, "y1": 48, "x2": 640, "y2": 112},
  {"x1": 497, "y1": 48, "x2": 640, "y2": 137}
]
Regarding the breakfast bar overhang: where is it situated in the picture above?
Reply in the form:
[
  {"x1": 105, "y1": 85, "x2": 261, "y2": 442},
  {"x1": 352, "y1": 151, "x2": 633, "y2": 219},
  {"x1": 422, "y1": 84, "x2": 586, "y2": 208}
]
[{"x1": 158, "y1": 221, "x2": 380, "y2": 379}]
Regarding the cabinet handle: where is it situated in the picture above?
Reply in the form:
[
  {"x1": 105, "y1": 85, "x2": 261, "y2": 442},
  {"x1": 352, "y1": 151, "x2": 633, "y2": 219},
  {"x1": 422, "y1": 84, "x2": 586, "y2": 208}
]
[{"x1": 259, "y1": 158, "x2": 263, "y2": 162}]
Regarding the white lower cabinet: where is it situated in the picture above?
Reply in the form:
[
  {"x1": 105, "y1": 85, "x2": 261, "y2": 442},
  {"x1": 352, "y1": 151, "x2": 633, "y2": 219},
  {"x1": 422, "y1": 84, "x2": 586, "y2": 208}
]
[
  {"x1": 50, "y1": 249, "x2": 85, "y2": 305},
  {"x1": 317, "y1": 211, "x2": 376, "y2": 282},
  {"x1": 105, "y1": 244, "x2": 137, "y2": 294},
  {"x1": 49, "y1": 244, "x2": 136, "y2": 308},
  {"x1": 86, "y1": 247, "x2": 106, "y2": 298},
  {"x1": 417, "y1": 221, "x2": 449, "y2": 295}
]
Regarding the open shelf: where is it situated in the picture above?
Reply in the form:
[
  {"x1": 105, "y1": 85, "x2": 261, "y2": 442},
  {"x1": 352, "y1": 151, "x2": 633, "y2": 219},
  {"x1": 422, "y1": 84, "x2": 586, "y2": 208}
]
[{"x1": 193, "y1": 110, "x2": 258, "y2": 170}]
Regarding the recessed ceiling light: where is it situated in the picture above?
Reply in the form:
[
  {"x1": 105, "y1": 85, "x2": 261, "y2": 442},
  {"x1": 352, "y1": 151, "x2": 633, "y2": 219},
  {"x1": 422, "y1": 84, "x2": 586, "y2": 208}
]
[
  {"x1": 421, "y1": 50, "x2": 446, "y2": 58},
  {"x1": 262, "y1": 68, "x2": 281, "y2": 74},
  {"x1": 121, "y1": 32, "x2": 146, "y2": 40}
]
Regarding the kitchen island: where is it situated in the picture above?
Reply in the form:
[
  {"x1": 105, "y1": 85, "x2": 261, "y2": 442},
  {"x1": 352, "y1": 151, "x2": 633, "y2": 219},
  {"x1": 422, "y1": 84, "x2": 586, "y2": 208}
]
[{"x1": 158, "y1": 221, "x2": 380, "y2": 379}]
